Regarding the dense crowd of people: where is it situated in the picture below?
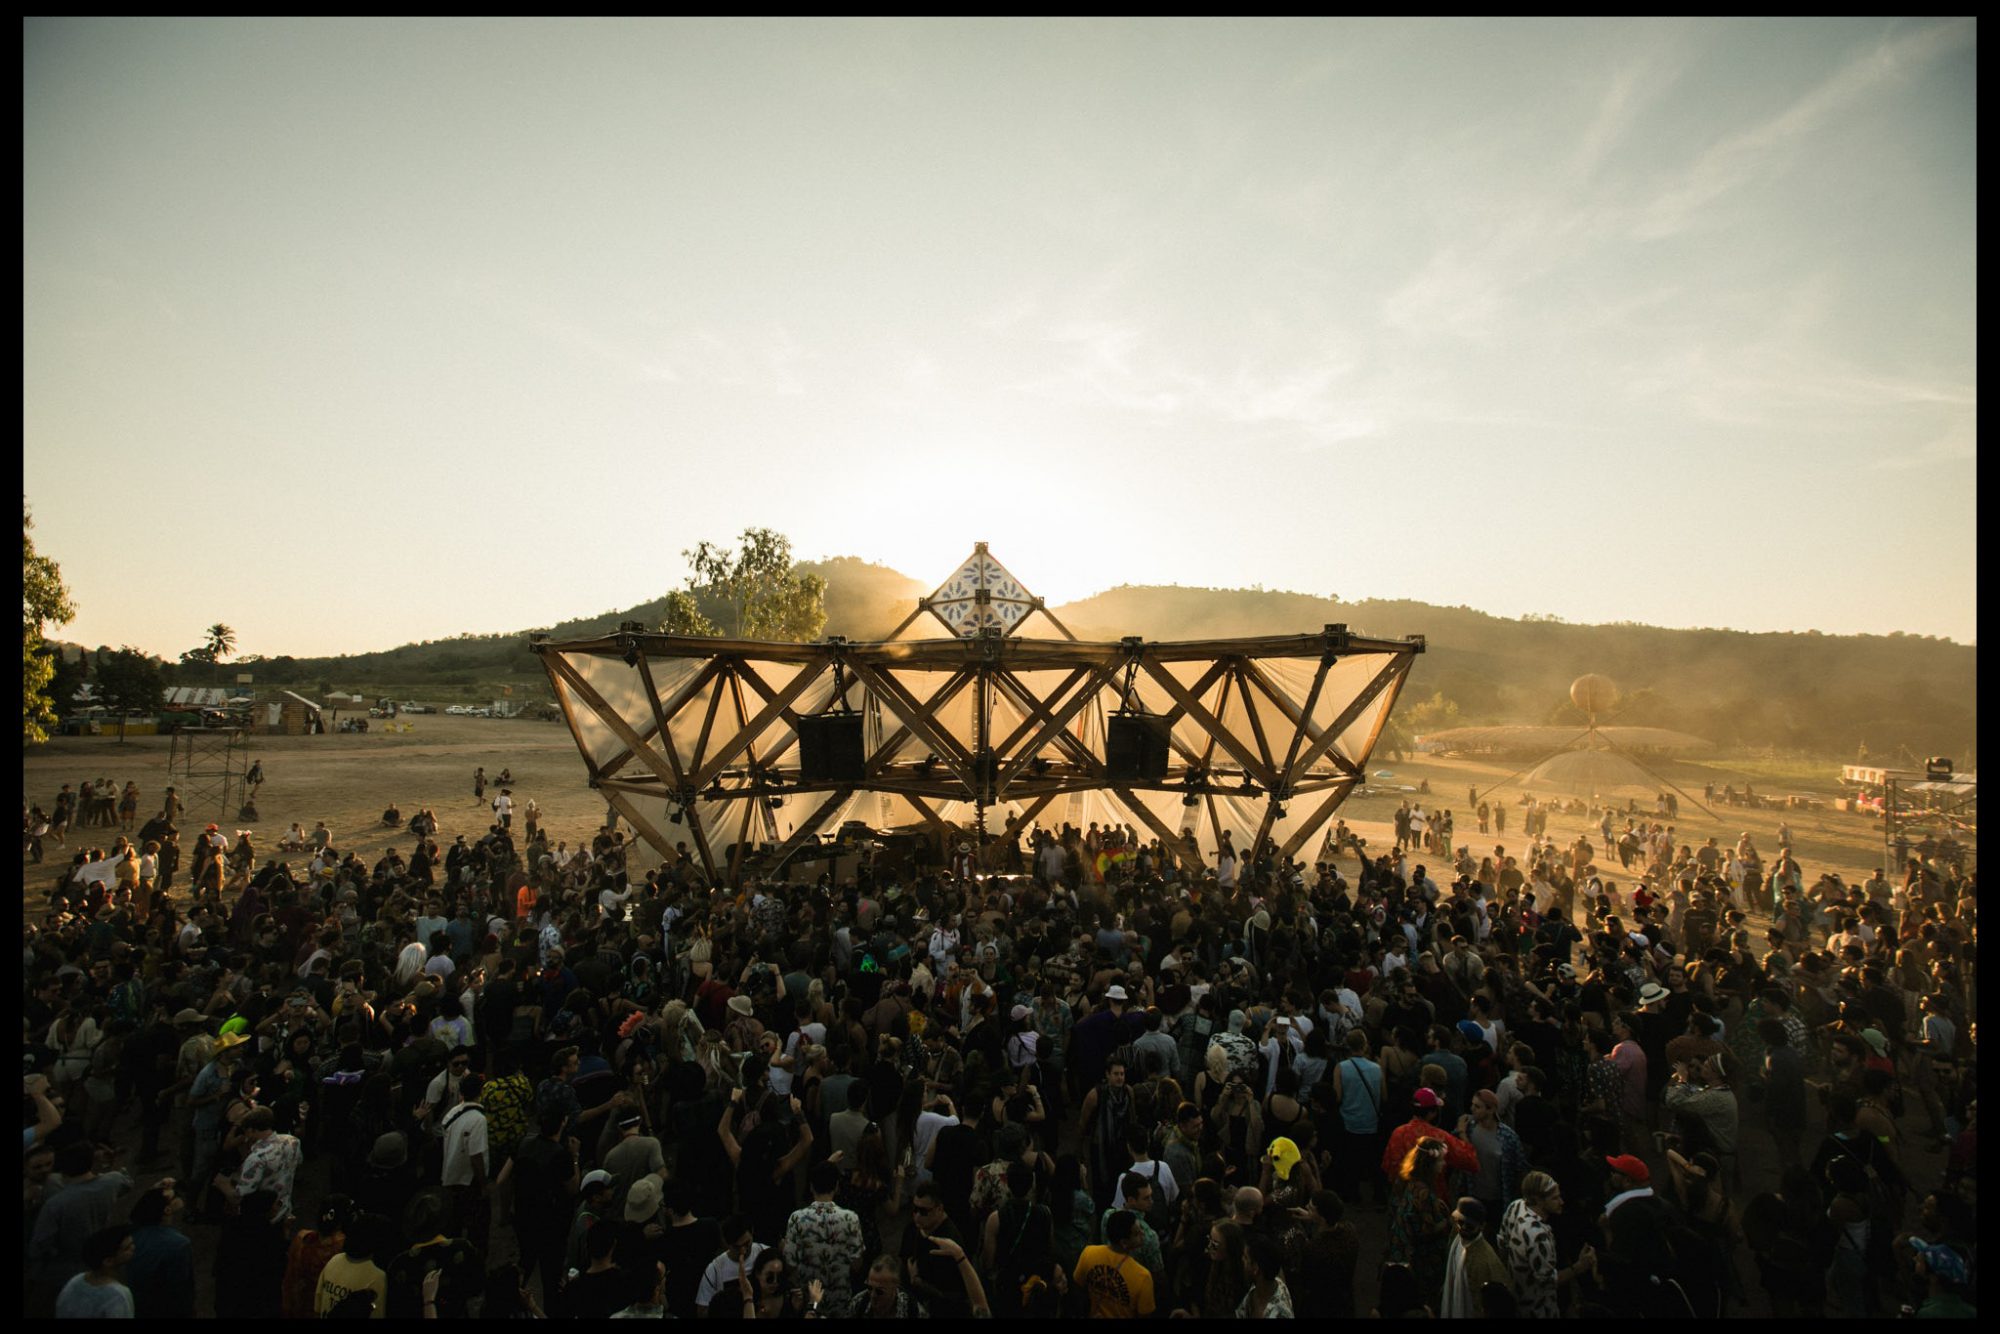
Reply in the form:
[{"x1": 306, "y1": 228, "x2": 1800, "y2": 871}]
[{"x1": 23, "y1": 775, "x2": 1979, "y2": 1319}]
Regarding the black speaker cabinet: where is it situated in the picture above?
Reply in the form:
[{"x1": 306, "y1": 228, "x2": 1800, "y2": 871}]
[
  {"x1": 1106, "y1": 714, "x2": 1170, "y2": 781},
  {"x1": 798, "y1": 713, "x2": 866, "y2": 782}
]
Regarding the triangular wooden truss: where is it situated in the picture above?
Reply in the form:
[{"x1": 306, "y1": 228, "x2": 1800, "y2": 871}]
[
  {"x1": 883, "y1": 541, "x2": 1077, "y2": 641},
  {"x1": 536, "y1": 561, "x2": 1423, "y2": 885}
]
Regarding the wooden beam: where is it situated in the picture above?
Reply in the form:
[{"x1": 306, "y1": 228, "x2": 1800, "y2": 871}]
[
  {"x1": 1235, "y1": 663, "x2": 1280, "y2": 780},
  {"x1": 631, "y1": 654, "x2": 687, "y2": 787},
  {"x1": 1282, "y1": 655, "x2": 1409, "y2": 784},
  {"x1": 846, "y1": 662, "x2": 976, "y2": 790},
  {"x1": 1017, "y1": 599, "x2": 1079, "y2": 642},
  {"x1": 1109, "y1": 786, "x2": 1204, "y2": 873},
  {"x1": 539, "y1": 652, "x2": 604, "y2": 784},
  {"x1": 882, "y1": 604, "x2": 927, "y2": 641},
  {"x1": 1243, "y1": 655, "x2": 1331, "y2": 784},
  {"x1": 1252, "y1": 799, "x2": 1281, "y2": 860},
  {"x1": 901, "y1": 793, "x2": 958, "y2": 856},
  {"x1": 600, "y1": 655, "x2": 727, "y2": 779},
  {"x1": 1141, "y1": 658, "x2": 1277, "y2": 788},
  {"x1": 995, "y1": 792, "x2": 1056, "y2": 847},
  {"x1": 1277, "y1": 781, "x2": 1357, "y2": 862},
  {"x1": 601, "y1": 788, "x2": 683, "y2": 868},
  {"x1": 764, "y1": 788, "x2": 855, "y2": 876},
  {"x1": 1154, "y1": 659, "x2": 1230, "y2": 731},
  {"x1": 1147, "y1": 659, "x2": 1231, "y2": 771},
  {"x1": 990, "y1": 667, "x2": 1112, "y2": 791},
  {"x1": 683, "y1": 795, "x2": 719, "y2": 884},
  {"x1": 543, "y1": 652, "x2": 683, "y2": 794},
  {"x1": 1204, "y1": 792, "x2": 1225, "y2": 863},
  {"x1": 734, "y1": 658, "x2": 819, "y2": 738},
  {"x1": 992, "y1": 664, "x2": 1119, "y2": 790},
  {"x1": 689, "y1": 661, "x2": 731, "y2": 781},
  {"x1": 990, "y1": 665, "x2": 1091, "y2": 755},
  {"x1": 727, "y1": 670, "x2": 763, "y2": 773},
  {"x1": 689, "y1": 661, "x2": 827, "y2": 790},
  {"x1": 863, "y1": 669, "x2": 975, "y2": 778},
  {"x1": 727, "y1": 796, "x2": 756, "y2": 885}
]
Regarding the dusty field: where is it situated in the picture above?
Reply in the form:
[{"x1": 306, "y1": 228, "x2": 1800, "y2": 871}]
[
  {"x1": 21, "y1": 715, "x2": 632, "y2": 897},
  {"x1": 23, "y1": 717, "x2": 1898, "y2": 912}
]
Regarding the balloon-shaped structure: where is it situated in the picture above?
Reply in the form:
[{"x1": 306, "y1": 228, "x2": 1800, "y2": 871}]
[{"x1": 1570, "y1": 673, "x2": 1617, "y2": 720}]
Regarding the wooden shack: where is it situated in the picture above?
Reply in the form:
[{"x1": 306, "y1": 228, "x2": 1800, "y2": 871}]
[{"x1": 267, "y1": 690, "x2": 324, "y2": 736}]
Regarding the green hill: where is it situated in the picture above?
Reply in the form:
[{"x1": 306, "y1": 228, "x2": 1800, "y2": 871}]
[
  {"x1": 89, "y1": 562, "x2": 1970, "y2": 760},
  {"x1": 1052, "y1": 585, "x2": 1975, "y2": 759}
]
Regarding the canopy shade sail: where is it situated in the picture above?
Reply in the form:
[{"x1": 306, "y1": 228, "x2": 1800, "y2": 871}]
[
  {"x1": 1517, "y1": 747, "x2": 1678, "y2": 797},
  {"x1": 1424, "y1": 724, "x2": 1712, "y2": 755}
]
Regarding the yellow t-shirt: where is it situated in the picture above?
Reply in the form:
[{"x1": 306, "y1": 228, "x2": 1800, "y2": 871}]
[
  {"x1": 1072, "y1": 1244, "x2": 1156, "y2": 1318},
  {"x1": 315, "y1": 1253, "x2": 387, "y2": 1318}
]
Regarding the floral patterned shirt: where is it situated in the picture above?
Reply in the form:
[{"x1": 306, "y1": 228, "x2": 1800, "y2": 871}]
[
  {"x1": 1235, "y1": 1277, "x2": 1295, "y2": 1318},
  {"x1": 236, "y1": 1132, "x2": 304, "y2": 1218},
  {"x1": 783, "y1": 1199, "x2": 864, "y2": 1305}
]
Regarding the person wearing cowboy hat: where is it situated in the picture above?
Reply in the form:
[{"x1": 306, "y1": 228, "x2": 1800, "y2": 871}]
[
  {"x1": 185, "y1": 1031, "x2": 249, "y2": 1218},
  {"x1": 723, "y1": 994, "x2": 763, "y2": 1054}
]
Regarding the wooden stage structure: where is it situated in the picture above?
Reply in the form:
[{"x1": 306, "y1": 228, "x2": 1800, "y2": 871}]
[{"x1": 536, "y1": 546, "x2": 1424, "y2": 884}]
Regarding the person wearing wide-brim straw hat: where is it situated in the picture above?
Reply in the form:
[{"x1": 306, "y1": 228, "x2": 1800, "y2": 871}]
[{"x1": 187, "y1": 1029, "x2": 251, "y2": 1219}]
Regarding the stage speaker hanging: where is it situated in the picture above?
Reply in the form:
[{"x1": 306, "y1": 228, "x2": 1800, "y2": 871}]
[
  {"x1": 798, "y1": 713, "x2": 866, "y2": 782},
  {"x1": 1105, "y1": 714, "x2": 1170, "y2": 781}
]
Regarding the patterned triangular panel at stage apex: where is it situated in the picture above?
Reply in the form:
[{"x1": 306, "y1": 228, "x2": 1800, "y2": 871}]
[{"x1": 926, "y1": 544, "x2": 1040, "y2": 637}]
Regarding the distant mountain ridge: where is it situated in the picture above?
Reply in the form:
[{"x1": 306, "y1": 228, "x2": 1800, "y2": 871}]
[
  {"x1": 55, "y1": 559, "x2": 1973, "y2": 757},
  {"x1": 1050, "y1": 584, "x2": 1974, "y2": 758}
]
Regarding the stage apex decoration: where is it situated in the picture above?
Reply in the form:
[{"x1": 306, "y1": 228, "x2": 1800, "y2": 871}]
[{"x1": 536, "y1": 545, "x2": 1424, "y2": 883}]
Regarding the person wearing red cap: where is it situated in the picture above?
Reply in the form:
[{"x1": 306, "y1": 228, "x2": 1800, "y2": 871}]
[
  {"x1": 1601, "y1": 1154, "x2": 1653, "y2": 1220},
  {"x1": 1380, "y1": 1086, "x2": 1477, "y2": 1182}
]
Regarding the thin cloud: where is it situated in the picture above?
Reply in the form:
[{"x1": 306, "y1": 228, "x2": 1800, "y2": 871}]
[
  {"x1": 1866, "y1": 416, "x2": 1977, "y2": 471},
  {"x1": 1631, "y1": 18, "x2": 1974, "y2": 239}
]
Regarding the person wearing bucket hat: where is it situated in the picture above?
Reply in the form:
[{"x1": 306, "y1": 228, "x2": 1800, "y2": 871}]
[
  {"x1": 624, "y1": 1173, "x2": 664, "y2": 1224},
  {"x1": 367, "y1": 1131, "x2": 408, "y2": 1170}
]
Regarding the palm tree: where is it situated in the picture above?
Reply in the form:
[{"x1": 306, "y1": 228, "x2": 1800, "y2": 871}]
[{"x1": 205, "y1": 623, "x2": 236, "y2": 687}]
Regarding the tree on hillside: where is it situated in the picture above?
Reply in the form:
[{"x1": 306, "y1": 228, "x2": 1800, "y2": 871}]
[
  {"x1": 205, "y1": 623, "x2": 236, "y2": 685},
  {"x1": 23, "y1": 502, "x2": 77, "y2": 744},
  {"x1": 1402, "y1": 691, "x2": 1461, "y2": 736},
  {"x1": 93, "y1": 647, "x2": 164, "y2": 743},
  {"x1": 45, "y1": 647, "x2": 89, "y2": 723},
  {"x1": 660, "y1": 528, "x2": 827, "y2": 642},
  {"x1": 659, "y1": 589, "x2": 721, "y2": 638}
]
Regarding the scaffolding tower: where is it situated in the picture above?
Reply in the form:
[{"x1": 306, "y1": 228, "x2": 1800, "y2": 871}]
[{"x1": 169, "y1": 727, "x2": 252, "y2": 825}]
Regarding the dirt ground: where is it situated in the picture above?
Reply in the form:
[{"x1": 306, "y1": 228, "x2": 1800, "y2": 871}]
[
  {"x1": 22, "y1": 719, "x2": 1898, "y2": 907},
  {"x1": 23, "y1": 715, "x2": 630, "y2": 893}
]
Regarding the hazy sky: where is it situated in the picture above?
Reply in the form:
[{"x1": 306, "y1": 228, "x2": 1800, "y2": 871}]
[{"x1": 24, "y1": 18, "x2": 1976, "y2": 660}]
